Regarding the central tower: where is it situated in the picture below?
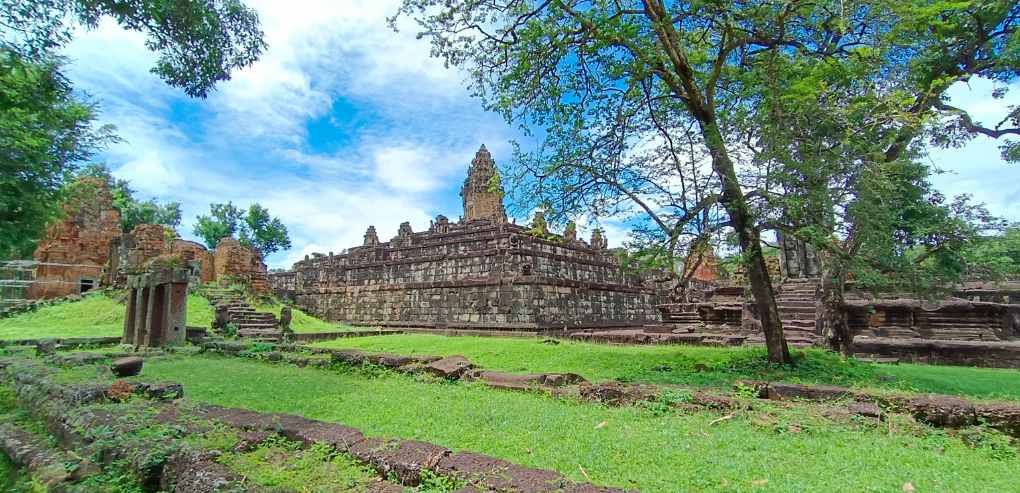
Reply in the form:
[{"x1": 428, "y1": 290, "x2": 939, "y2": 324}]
[{"x1": 461, "y1": 144, "x2": 507, "y2": 223}]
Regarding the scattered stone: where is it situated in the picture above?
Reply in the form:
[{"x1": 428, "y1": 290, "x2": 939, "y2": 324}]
[
  {"x1": 160, "y1": 451, "x2": 250, "y2": 492},
  {"x1": 848, "y1": 402, "x2": 883, "y2": 420},
  {"x1": 540, "y1": 339, "x2": 560, "y2": 345},
  {"x1": 424, "y1": 355, "x2": 474, "y2": 379},
  {"x1": 111, "y1": 356, "x2": 144, "y2": 377},
  {"x1": 330, "y1": 349, "x2": 367, "y2": 366}
]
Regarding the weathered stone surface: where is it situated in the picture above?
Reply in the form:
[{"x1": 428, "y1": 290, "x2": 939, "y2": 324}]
[
  {"x1": 976, "y1": 402, "x2": 1020, "y2": 436},
  {"x1": 268, "y1": 146, "x2": 666, "y2": 331},
  {"x1": 906, "y1": 395, "x2": 977, "y2": 427},
  {"x1": 350, "y1": 438, "x2": 450, "y2": 485},
  {"x1": 330, "y1": 349, "x2": 367, "y2": 366},
  {"x1": 436, "y1": 451, "x2": 566, "y2": 493},
  {"x1": 425, "y1": 355, "x2": 474, "y2": 379},
  {"x1": 132, "y1": 382, "x2": 183, "y2": 401},
  {"x1": 765, "y1": 383, "x2": 853, "y2": 401},
  {"x1": 848, "y1": 402, "x2": 883, "y2": 419},
  {"x1": 160, "y1": 451, "x2": 250, "y2": 492},
  {"x1": 111, "y1": 356, "x2": 144, "y2": 376},
  {"x1": 538, "y1": 373, "x2": 587, "y2": 387},
  {"x1": 579, "y1": 382, "x2": 657, "y2": 406},
  {"x1": 282, "y1": 421, "x2": 364, "y2": 452}
]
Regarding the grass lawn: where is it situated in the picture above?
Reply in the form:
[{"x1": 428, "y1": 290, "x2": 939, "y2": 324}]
[
  {"x1": 311, "y1": 334, "x2": 1020, "y2": 402},
  {"x1": 0, "y1": 291, "x2": 218, "y2": 340},
  {"x1": 137, "y1": 354, "x2": 1020, "y2": 493}
]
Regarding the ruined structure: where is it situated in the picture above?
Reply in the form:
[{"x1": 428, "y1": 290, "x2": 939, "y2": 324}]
[
  {"x1": 122, "y1": 265, "x2": 188, "y2": 347},
  {"x1": 27, "y1": 177, "x2": 120, "y2": 299},
  {"x1": 10, "y1": 176, "x2": 270, "y2": 301},
  {"x1": 270, "y1": 145, "x2": 663, "y2": 331}
]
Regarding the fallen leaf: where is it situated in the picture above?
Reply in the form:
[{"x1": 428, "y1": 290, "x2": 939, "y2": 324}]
[
  {"x1": 751, "y1": 479, "x2": 769, "y2": 486},
  {"x1": 595, "y1": 420, "x2": 608, "y2": 429},
  {"x1": 902, "y1": 483, "x2": 915, "y2": 492},
  {"x1": 578, "y1": 465, "x2": 590, "y2": 481},
  {"x1": 720, "y1": 478, "x2": 729, "y2": 487}
]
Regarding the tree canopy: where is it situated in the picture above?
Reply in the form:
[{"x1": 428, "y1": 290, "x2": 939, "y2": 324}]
[
  {"x1": 75, "y1": 163, "x2": 182, "y2": 233},
  {"x1": 193, "y1": 202, "x2": 291, "y2": 257},
  {"x1": 394, "y1": 0, "x2": 1019, "y2": 363},
  {"x1": 0, "y1": 0, "x2": 265, "y2": 259}
]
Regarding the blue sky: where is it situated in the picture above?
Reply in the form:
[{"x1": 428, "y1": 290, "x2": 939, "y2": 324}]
[{"x1": 60, "y1": 1, "x2": 1019, "y2": 269}]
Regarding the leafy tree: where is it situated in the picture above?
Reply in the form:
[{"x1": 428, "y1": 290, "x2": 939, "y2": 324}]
[
  {"x1": 0, "y1": 51, "x2": 114, "y2": 259},
  {"x1": 394, "y1": 0, "x2": 1018, "y2": 364},
  {"x1": 193, "y1": 202, "x2": 244, "y2": 249},
  {"x1": 240, "y1": 203, "x2": 291, "y2": 257},
  {"x1": 1, "y1": 0, "x2": 267, "y2": 97},
  {"x1": 965, "y1": 226, "x2": 1020, "y2": 280},
  {"x1": 193, "y1": 202, "x2": 290, "y2": 256},
  {"x1": 0, "y1": 0, "x2": 265, "y2": 259}
]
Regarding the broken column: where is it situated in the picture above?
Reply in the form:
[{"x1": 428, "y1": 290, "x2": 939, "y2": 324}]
[{"x1": 123, "y1": 265, "x2": 188, "y2": 347}]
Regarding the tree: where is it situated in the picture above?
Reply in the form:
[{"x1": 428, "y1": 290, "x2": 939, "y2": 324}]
[
  {"x1": 193, "y1": 202, "x2": 291, "y2": 256},
  {"x1": 193, "y1": 202, "x2": 244, "y2": 250},
  {"x1": 1, "y1": 0, "x2": 267, "y2": 97},
  {"x1": 0, "y1": 51, "x2": 114, "y2": 259},
  {"x1": 394, "y1": 0, "x2": 1018, "y2": 364},
  {"x1": 746, "y1": 0, "x2": 1019, "y2": 354},
  {"x1": 240, "y1": 203, "x2": 291, "y2": 257},
  {"x1": 0, "y1": 0, "x2": 265, "y2": 259}
]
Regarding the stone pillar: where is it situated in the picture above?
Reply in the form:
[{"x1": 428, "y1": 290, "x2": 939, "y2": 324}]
[
  {"x1": 124, "y1": 266, "x2": 188, "y2": 348},
  {"x1": 123, "y1": 288, "x2": 137, "y2": 344}
]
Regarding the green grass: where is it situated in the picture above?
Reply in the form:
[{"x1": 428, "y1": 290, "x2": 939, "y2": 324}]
[
  {"x1": 311, "y1": 334, "x2": 1020, "y2": 402},
  {"x1": 219, "y1": 437, "x2": 381, "y2": 491},
  {"x1": 0, "y1": 291, "x2": 222, "y2": 341},
  {"x1": 137, "y1": 354, "x2": 1020, "y2": 493},
  {"x1": 0, "y1": 292, "x2": 124, "y2": 340}
]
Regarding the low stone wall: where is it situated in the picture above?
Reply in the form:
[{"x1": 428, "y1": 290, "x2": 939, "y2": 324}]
[{"x1": 853, "y1": 337, "x2": 1020, "y2": 369}]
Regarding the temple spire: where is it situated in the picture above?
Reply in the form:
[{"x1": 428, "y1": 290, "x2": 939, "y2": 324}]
[{"x1": 461, "y1": 144, "x2": 507, "y2": 223}]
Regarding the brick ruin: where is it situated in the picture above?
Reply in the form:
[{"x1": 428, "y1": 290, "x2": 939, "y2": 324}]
[
  {"x1": 18, "y1": 178, "x2": 269, "y2": 300},
  {"x1": 27, "y1": 177, "x2": 121, "y2": 299},
  {"x1": 270, "y1": 145, "x2": 664, "y2": 331}
]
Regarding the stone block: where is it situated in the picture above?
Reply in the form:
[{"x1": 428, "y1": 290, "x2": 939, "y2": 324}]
[{"x1": 111, "y1": 356, "x2": 144, "y2": 377}]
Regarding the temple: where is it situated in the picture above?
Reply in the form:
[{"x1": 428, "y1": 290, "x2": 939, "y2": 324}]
[{"x1": 269, "y1": 145, "x2": 664, "y2": 331}]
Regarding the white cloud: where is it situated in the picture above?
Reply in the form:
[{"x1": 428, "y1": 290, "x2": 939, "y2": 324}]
[{"x1": 928, "y1": 78, "x2": 1020, "y2": 223}]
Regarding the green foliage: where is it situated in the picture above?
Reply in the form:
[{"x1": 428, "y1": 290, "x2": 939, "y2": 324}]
[
  {"x1": 193, "y1": 202, "x2": 244, "y2": 249},
  {"x1": 0, "y1": 50, "x2": 114, "y2": 259},
  {"x1": 965, "y1": 226, "x2": 1020, "y2": 279},
  {"x1": 218, "y1": 438, "x2": 378, "y2": 491},
  {"x1": 1, "y1": 0, "x2": 266, "y2": 98},
  {"x1": 52, "y1": 165, "x2": 183, "y2": 236},
  {"x1": 0, "y1": 291, "x2": 217, "y2": 340},
  {"x1": 240, "y1": 203, "x2": 292, "y2": 257},
  {"x1": 193, "y1": 201, "x2": 291, "y2": 256}
]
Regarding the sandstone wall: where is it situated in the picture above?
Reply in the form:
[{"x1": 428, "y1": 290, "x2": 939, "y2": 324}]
[{"x1": 272, "y1": 222, "x2": 664, "y2": 330}]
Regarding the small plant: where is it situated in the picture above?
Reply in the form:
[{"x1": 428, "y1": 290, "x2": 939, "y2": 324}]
[
  {"x1": 641, "y1": 388, "x2": 694, "y2": 416},
  {"x1": 106, "y1": 380, "x2": 134, "y2": 401},
  {"x1": 223, "y1": 323, "x2": 238, "y2": 338}
]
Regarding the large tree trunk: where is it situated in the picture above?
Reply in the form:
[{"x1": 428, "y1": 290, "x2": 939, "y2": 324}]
[
  {"x1": 820, "y1": 264, "x2": 853, "y2": 356},
  {"x1": 702, "y1": 123, "x2": 792, "y2": 365}
]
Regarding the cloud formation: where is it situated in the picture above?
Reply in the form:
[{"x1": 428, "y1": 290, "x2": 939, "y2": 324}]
[{"x1": 59, "y1": 1, "x2": 1018, "y2": 270}]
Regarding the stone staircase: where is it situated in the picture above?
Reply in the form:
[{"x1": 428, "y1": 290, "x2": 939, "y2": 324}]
[
  {"x1": 202, "y1": 287, "x2": 283, "y2": 341},
  {"x1": 775, "y1": 277, "x2": 821, "y2": 346}
]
